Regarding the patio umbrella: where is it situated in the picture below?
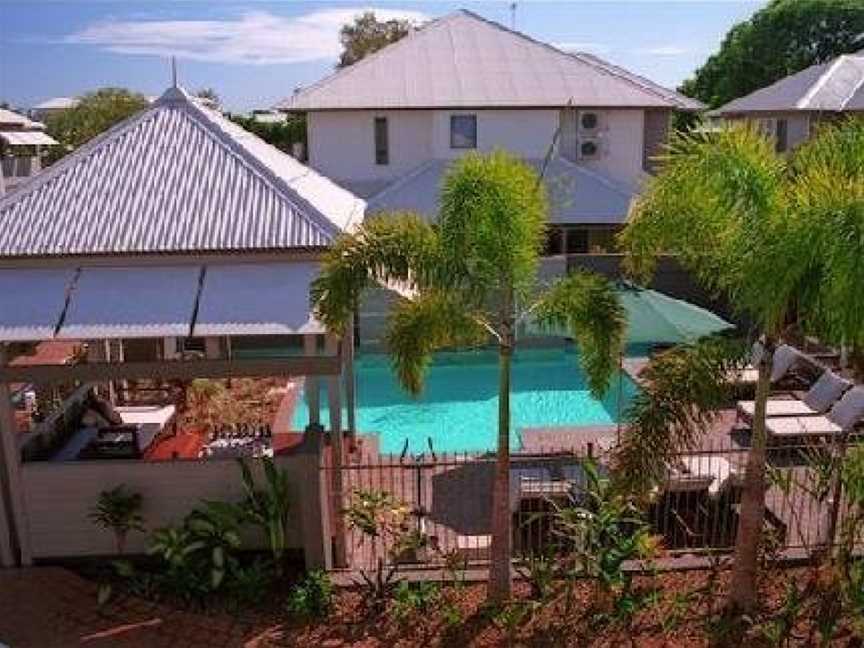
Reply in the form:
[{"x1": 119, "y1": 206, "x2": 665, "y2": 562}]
[{"x1": 523, "y1": 282, "x2": 734, "y2": 345}]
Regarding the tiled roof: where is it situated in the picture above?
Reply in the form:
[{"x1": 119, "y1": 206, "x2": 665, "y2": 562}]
[
  {"x1": 0, "y1": 86, "x2": 365, "y2": 257},
  {"x1": 276, "y1": 11, "x2": 702, "y2": 112},
  {"x1": 713, "y1": 53, "x2": 864, "y2": 115}
]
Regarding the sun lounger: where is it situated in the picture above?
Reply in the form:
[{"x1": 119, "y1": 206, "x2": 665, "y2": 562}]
[
  {"x1": 766, "y1": 386, "x2": 864, "y2": 440},
  {"x1": 680, "y1": 455, "x2": 738, "y2": 496},
  {"x1": 738, "y1": 370, "x2": 852, "y2": 419},
  {"x1": 730, "y1": 343, "x2": 806, "y2": 386}
]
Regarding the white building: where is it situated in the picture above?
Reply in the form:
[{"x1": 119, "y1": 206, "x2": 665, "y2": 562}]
[
  {"x1": 0, "y1": 108, "x2": 57, "y2": 196},
  {"x1": 711, "y1": 51, "x2": 864, "y2": 152},
  {"x1": 276, "y1": 10, "x2": 702, "y2": 254}
]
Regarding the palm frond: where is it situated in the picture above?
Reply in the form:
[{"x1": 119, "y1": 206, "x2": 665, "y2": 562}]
[
  {"x1": 385, "y1": 291, "x2": 488, "y2": 396},
  {"x1": 531, "y1": 271, "x2": 626, "y2": 397},
  {"x1": 310, "y1": 213, "x2": 441, "y2": 333},
  {"x1": 611, "y1": 337, "x2": 747, "y2": 494},
  {"x1": 620, "y1": 125, "x2": 797, "y2": 335}
]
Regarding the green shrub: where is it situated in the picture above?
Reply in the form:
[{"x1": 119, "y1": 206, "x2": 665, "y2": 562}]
[
  {"x1": 88, "y1": 485, "x2": 144, "y2": 554},
  {"x1": 287, "y1": 570, "x2": 334, "y2": 620},
  {"x1": 391, "y1": 581, "x2": 440, "y2": 623}
]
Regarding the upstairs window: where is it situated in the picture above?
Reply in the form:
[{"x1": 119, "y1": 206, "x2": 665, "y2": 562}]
[
  {"x1": 374, "y1": 117, "x2": 389, "y2": 165},
  {"x1": 450, "y1": 115, "x2": 477, "y2": 149}
]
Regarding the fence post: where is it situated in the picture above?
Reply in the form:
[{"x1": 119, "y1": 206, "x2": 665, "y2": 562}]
[{"x1": 298, "y1": 434, "x2": 333, "y2": 571}]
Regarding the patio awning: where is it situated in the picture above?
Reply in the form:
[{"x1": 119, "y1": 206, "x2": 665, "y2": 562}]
[
  {"x1": 0, "y1": 262, "x2": 325, "y2": 343},
  {"x1": 0, "y1": 268, "x2": 75, "y2": 341},
  {"x1": 0, "y1": 131, "x2": 58, "y2": 146},
  {"x1": 193, "y1": 263, "x2": 324, "y2": 336},
  {"x1": 57, "y1": 266, "x2": 203, "y2": 340}
]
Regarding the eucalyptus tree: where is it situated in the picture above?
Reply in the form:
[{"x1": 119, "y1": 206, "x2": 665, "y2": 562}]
[
  {"x1": 312, "y1": 151, "x2": 626, "y2": 600},
  {"x1": 621, "y1": 122, "x2": 864, "y2": 615}
]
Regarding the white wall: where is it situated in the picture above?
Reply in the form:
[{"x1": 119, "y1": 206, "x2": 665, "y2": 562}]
[
  {"x1": 579, "y1": 109, "x2": 645, "y2": 189},
  {"x1": 22, "y1": 457, "x2": 308, "y2": 557},
  {"x1": 309, "y1": 108, "x2": 646, "y2": 193}
]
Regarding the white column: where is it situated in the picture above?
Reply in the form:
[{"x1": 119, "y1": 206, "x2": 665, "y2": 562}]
[
  {"x1": 303, "y1": 334, "x2": 321, "y2": 431},
  {"x1": 204, "y1": 337, "x2": 221, "y2": 360},
  {"x1": 0, "y1": 346, "x2": 31, "y2": 566}
]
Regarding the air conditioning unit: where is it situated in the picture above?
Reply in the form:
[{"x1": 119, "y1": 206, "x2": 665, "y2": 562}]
[
  {"x1": 578, "y1": 137, "x2": 604, "y2": 160},
  {"x1": 578, "y1": 111, "x2": 603, "y2": 134}
]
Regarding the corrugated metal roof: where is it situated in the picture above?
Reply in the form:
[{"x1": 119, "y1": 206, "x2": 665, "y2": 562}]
[
  {"x1": 0, "y1": 86, "x2": 365, "y2": 257},
  {"x1": 58, "y1": 266, "x2": 202, "y2": 340},
  {"x1": 0, "y1": 268, "x2": 75, "y2": 341},
  {"x1": 367, "y1": 157, "x2": 634, "y2": 225},
  {"x1": 0, "y1": 108, "x2": 37, "y2": 128},
  {"x1": 194, "y1": 263, "x2": 323, "y2": 336},
  {"x1": 276, "y1": 11, "x2": 702, "y2": 112},
  {"x1": 0, "y1": 131, "x2": 58, "y2": 146},
  {"x1": 32, "y1": 97, "x2": 80, "y2": 111},
  {"x1": 713, "y1": 53, "x2": 864, "y2": 115}
]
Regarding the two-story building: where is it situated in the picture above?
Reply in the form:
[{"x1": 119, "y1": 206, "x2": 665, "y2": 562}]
[
  {"x1": 0, "y1": 108, "x2": 57, "y2": 196},
  {"x1": 710, "y1": 50, "x2": 864, "y2": 152},
  {"x1": 276, "y1": 10, "x2": 701, "y2": 256}
]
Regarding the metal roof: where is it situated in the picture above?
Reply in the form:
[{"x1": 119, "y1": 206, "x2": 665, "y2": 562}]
[
  {"x1": 0, "y1": 131, "x2": 58, "y2": 146},
  {"x1": 276, "y1": 11, "x2": 702, "y2": 112},
  {"x1": 366, "y1": 157, "x2": 635, "y2": 225},
  {"x1": 713, "y1": 53, "x2": 864, "y2": 115},
  {"x1": 0, "y1": 86, "x2": 365, "y2": 258},
  {"x1": 195, "y1": 263, "x2": 322, "y2": 336},
  {"x1": 0, "y1": 262, "x2": 324, "y2": 342},
  {"x1": 0, "y1": 108, "x2": 37, "y2": 129},
  {"x1": 32, "y1": 97, "x2": 80, "y2": 111}
]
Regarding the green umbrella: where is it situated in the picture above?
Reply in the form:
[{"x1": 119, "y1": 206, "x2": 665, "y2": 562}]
[{"x1": 524, "y1": 282, "x2": 734, "y2": 345}]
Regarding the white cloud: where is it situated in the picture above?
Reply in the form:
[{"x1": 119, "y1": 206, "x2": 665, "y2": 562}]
[
  {"x1": 553, "y1": 41, "x2": 611, "y2": 55},
  {"x1": 66, "y1": 8, "x2": 431, "y2": 65},
  {"x1": 640, "y1": 45, "x2": 688, "y2": 56}
]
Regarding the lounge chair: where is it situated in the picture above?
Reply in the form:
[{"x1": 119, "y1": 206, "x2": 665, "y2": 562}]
[
  {"x1": 738, "y1": 370, "x2": 852, "y2": 419},
  {"x1": 766, "y1": 386, "x2": 864, "y2": 440},
  {"x1": 730, "y1": 343, "x2": 806, "y2": 386}
]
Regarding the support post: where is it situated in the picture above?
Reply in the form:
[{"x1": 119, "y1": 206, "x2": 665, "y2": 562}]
[
  {"x1": 0, "y1": 346, "x2": 31, "y2": 566},
  {"x1": 299, "y1": 432, "x2": 333, "y2": 570},
  {"x1": 303, "y1": 334, "x2": 321, "y2": 431},
  {"x1": 326, "y1": 335, "x2": 347, "y2": 568}
]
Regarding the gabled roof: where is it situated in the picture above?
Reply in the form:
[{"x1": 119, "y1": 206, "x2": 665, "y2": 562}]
[
  {"x1": 366, "y1": 157, "x2": 635, "y2": 225},
  {"x1": 713, "y1": 53, "x2": 864, "y2": 115},
  {"x1": 32, "y1": 97, "x2": 81, "y2": 111},
  {"x1": 276, "y1": 10, "x2": 702, "y2": 112},
  {"x1": 0, "y1": 86, "x2": 365, "y2": 258},
  {"x1": 0, "y1": 108, "x2": 42, "y2": 130}
]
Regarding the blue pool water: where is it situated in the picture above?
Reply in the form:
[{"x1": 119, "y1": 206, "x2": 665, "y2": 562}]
[{"x1": 292, "y1": 347, "x2": 639, "y2": 454}]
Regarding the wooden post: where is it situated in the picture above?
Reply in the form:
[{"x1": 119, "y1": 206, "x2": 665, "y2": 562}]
[
  {"x1": 0, "y1": 346, "x2": 31, "y2": 566},
  {"x1": 326, "y1": 335, "x2": 347, "y2": 568},
  {"x1": 298, "y1": 433, "x2": 333, "y2": 570},
  {"x1": 303, "y1": 334, "x2": 321, "y2": 431}
]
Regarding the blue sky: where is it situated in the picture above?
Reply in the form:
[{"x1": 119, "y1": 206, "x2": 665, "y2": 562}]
[{"x1": 0, "y1": 1, "x2": 765, "y2": 113}]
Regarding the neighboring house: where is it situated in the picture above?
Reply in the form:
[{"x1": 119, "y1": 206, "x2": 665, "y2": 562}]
[
  {"x1": 711, "y1": 51, "x2": 864, "y2": 152},
  {"x1": 0, "y1": 108, "x2": 58, "y2": 195},
  {"x1": 29, "y1": 96, "x2": 81, "y2": 122},
  {"x1": 276, "y1": 10, "x2": 701, "y2": 255}
]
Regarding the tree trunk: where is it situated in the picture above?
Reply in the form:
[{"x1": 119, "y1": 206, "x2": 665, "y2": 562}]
[
  {"x1": 727, "y1": 338, "x2": 774, "y2": 615},
  {"x1": 489, "y1": 339, "x2": 513, "y2": 601}
]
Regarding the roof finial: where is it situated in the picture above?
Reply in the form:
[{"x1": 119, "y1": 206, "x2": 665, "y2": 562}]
[
  {"x1": 171, "y1": 56, "x2": 178, "y2": 88},
  {"x1": 510, "y1": 3, "x2": 517, "y2": 30}
]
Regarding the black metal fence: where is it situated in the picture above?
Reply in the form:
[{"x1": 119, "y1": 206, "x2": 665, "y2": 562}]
[{"x1": 324, "y1": 438, "x2": 863, "y2": 572}]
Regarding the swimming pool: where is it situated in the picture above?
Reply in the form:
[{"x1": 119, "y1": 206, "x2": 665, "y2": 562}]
[{"x1": 291, "y1": 347, "x2": 639, "y2": 454}]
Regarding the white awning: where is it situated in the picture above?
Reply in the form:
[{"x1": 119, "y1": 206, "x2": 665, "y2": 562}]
[
  {"x1": 0, "y1": 131, "x2": 58, "y2": 146},
  {"x1": 194, "y1": 263, "x2": 324, "y2": 336},
  {"x1": 57, "y1": 266, "x2": 201, "y2": 340},
  {"x1": 0, "y1": 268, "x2": 75, "y2": 341}
]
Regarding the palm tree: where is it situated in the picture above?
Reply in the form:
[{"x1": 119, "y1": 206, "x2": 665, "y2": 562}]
[
  {"x1": 620, "y1": 121, "x2": 864, "y2": 615},
  {"x1": 312, "y1": 151, "x2": 626, "y2": 600}
]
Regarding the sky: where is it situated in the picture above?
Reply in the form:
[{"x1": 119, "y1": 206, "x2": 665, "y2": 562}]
[{"x1": 0, "y1": 1, "x2": 766, "y2": 113}]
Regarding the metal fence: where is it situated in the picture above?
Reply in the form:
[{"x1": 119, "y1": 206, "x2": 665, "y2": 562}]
[{"x1": 324, "y1": 438, "x2": 863, "y2": 572}]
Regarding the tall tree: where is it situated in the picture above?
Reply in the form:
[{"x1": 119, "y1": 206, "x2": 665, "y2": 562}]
[
  {"x1": 680, "y1": 0, "x2": 864, "y2": 109},
  {"x1": 194, "y1": 88, "x2": 221, "y2": 109},
  {"x1": 312, "y1": 151, "x2": 626, "y2": 600},
  {"x1": 337, "y1": 11, "x2": 416, "y2": 68},
  {"x1": 621, "y1": 122, "x2": 864, "y2": 616},
  {"x1": 228, "y1": 114, "x2": 307, "y2": 156},
  {"x1": 44, "y1": 88, "x2": 148, "y2": 164}
]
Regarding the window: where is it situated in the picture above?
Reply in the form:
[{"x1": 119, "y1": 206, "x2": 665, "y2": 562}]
[
  {"x1": 580, "y1": 112, "x2": 599, "y2": 130},
  {"x1": 450, "y1": 115, "x2": 477, "y2": 149},
  {"x1": 775, "y1": 118, "x2": 788, "y2": 153},
  {"x1": 565, "y1": 228, "x2": 589, "y2": 254},
  {"x1": 374, "y1": 117, "x2": 389, "y2": 165}
]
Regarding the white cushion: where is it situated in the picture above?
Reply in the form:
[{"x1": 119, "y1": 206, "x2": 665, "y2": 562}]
[
  {"x1": 803, "y1": 371, "x2": 852, "y2": 413},
  {"x1": 738, "y1": 399, "x2": 816, "y2": 418},
  {"x1": 829, "y1": 386, "x2": 864, "y2": 431}
]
